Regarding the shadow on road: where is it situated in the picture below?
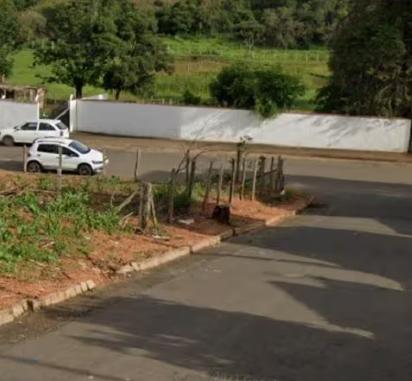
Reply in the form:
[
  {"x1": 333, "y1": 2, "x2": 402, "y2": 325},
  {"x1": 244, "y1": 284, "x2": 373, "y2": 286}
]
[
  {"x1": 16, "y1": 295, "x2": 403, "y2": 381},
  {"x1": 289, "y1": 174, "x2": 412, "y2": 235}
]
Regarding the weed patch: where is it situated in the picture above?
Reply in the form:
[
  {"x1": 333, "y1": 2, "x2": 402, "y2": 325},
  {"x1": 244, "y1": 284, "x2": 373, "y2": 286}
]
[{"x1": 0, "y1": 185, "x2": 124, "y2": 274}]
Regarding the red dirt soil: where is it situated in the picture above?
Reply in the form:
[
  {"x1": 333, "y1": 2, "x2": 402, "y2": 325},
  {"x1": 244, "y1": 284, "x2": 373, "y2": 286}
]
[{"x1": 0, "y1": 169, "x2": 310, "y2": 310}]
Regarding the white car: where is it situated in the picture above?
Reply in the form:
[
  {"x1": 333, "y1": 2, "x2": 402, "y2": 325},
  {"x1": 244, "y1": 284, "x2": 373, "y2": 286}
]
[
  {"x1": 27, "y1": 138, "x2": 108, "y2": 176},
  {"x1": 0, "y1": 119, "x2": 70, "y2": 146}
]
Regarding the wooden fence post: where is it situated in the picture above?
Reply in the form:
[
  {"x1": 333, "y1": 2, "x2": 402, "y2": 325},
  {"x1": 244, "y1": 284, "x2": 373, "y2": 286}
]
[
  {"x1": 278, "y1": 156, "x2": 285, "y2": 193},
  {"x1": 150, "y1": 189, "x2": 158, "y2": 230},
  {"x1": 239, "y1": 157, "x2": 247, "y2": 200},
  {"x1": 202, "y1": 161, "x2": 214, "y2": 212},
  {"x1": 235, "y1": 145, "x2": 242, "y2": 184},
  {"x1": 275, "y1": 156, "x2": 285, "y2": 194},
  {"x1": 185, "y1": 150, "x2": 190, "y2": 187},
  {"x1": 134, "y1": 149, "x2": 141, "y2": 182},
  {"x1": 102, "y1": 149, "x2": 107, "y2": 176},
  {"x1": 187, "y1": 158, "x2": 197, "y2": 200},
  {"x1": 216, "y1": 163, "x2": 224, "y2": 205},
  {"x1": 57, "y1": 145, "x2": 63, "y2": 192},
  {"x1": 168, "y1": 169, "x2": 176, "y2": 223},
  {"x1": 22, "y1": 145, "x2": 27, "y2": 173},
  {"x1": 258, "y1": 156, "x2": 266, "y2": 194},
  {"x1": 269, "y1": 156, "x2": 276, "y2": 193},
  {"x1": 251, "y1": 158, "x2": 258, "y2": 201},
  {"x1": 229, "y1": 158, "x2": 236, "y2": 204},
  {"x1": 139, "y1": 182, "x2": 152, "y2": 231}
]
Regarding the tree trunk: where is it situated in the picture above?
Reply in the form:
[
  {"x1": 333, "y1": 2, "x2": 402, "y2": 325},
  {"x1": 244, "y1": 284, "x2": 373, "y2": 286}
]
[
  {"x1": 75, "y1": 84, "x2": 83, "y2": 99},
  {"x1": 115, "y1": 89, "x2": 121, "y2": 100}
]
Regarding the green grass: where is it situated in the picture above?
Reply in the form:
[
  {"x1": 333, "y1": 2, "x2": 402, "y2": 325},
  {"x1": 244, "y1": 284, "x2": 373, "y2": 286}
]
[
  {"x1": 10, "y1": 50, "x2": 103, "y2": 102},
  {"x1": 0, "y1": 175, "x2": 139, "y2": 275},
  {"x1": 8, "y1": 37, "x2": 330, "y2": 111}
]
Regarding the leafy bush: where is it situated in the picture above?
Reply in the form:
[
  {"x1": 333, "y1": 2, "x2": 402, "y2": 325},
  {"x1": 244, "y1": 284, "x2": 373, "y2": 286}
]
[{"x1": 210, "y1": 63, "x2": 305, "y2": 117}]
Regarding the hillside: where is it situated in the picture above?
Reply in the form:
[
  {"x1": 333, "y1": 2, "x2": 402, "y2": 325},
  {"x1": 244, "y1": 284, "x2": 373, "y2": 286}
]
[
  {"x1": 9, "y1": 36, "x2": 329, "y2": 111},
  {"x1": 4, "y1": 0, "x2": 342, "y2": 113}
]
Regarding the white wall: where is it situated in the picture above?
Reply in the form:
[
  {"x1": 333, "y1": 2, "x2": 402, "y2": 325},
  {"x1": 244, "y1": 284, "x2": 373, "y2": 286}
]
[
  {"x1": 70, "y1": 100, "x2": 411, "y2": 153},
  {"x1": 0, "y1": 100, "x2": 39, "y2": 130}
]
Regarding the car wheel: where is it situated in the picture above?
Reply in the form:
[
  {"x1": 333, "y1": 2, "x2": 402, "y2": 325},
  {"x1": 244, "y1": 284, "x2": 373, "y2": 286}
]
[
  {"x1": 27, "y1": 161, "x2": 42, "y2": 173},
  {"x1": 78, "y1": 164, "x2": 93, "y2": 176},
  {"x1": 2, "y1": 136, "x2": 14, "y2": 146}
]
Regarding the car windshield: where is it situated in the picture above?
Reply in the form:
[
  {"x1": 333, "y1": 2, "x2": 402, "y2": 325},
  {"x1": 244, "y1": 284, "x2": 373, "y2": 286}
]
[
  {"x1": 56, "y1": 121, "x2": 68, "y2": 130},
  {"x1": 69, "y1": 140, "x2": 90, "y2": 154}
]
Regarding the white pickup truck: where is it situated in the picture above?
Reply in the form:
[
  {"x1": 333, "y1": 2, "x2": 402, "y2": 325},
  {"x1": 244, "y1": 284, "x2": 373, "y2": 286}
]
[{"x1": 0, "y1": 119, "x2": 70, "y2": 146}]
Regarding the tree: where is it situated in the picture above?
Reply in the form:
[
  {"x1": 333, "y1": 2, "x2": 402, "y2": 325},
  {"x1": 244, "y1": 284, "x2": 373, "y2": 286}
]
[
  {"x1": 156, "y1": 0, "x2": 208, "y2": 35},
  {"x1": 103, "y1": 36, "x2": 172, "y2": 100},
  {"x1": 34, "y1": 0, "x2": 170, "y2": 99},
  {"x1": 210, "y1": 63, "x2": 304, "y2": 117},
  {"x1": 317, "y1": 0, "x2": 412, "y2": 118},
  {"x1": 34, "y1": 0, "x2": 123, "y2": 98},
  {"x1": 261, "y1": 7, "x2": 303, "y2": 48},
  {"x1": 18, "y1": 9, "x2": 46, "y2": 44},
  {"x1": 102, "y1": 1, "x2": 172, "y2": 99},
  {"x1": 0, "y1": 0, "x2": 19, "y2": 81},
  {"x1": 11, "y1": 0, "x2": 39, "y2": 10},
  {"x1": 234, "y1": 19, "x2": 264, "y2": 51},
  {"x1": 154, "y1": 0, "x2": 350, "y2": 48}
]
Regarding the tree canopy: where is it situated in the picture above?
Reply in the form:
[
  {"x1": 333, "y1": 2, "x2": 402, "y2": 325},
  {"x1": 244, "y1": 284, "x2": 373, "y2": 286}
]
[
  {"x1": 155, "y1": 0, "x2": 349, "y2": 48},
  {"x1": 317, "y1": 0, "x2": 412, "y2": 118},
  {"x1": 34, "y1": 0, "x2": 170, "y2": 98},
  {"x1": 102, "y1": 4, "x2": 172, "y2": 99},
  {"x1": 0, "y1": 0, "x2": 20, "y2": 80}
]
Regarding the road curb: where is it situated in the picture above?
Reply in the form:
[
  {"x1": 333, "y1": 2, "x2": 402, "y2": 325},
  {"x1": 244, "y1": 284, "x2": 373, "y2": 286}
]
[
  {"x1": 116, "y1": 247, "x2": 192, "y2": 276},
  {"x1": 0, "y1": 198, "x2": 311, "y2": 328}
]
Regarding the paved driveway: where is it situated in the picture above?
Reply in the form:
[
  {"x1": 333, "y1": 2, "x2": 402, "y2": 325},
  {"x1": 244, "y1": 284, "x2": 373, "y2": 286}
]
[{"x1": 0, "y1": 151, "x2": 412, "y2": 380}]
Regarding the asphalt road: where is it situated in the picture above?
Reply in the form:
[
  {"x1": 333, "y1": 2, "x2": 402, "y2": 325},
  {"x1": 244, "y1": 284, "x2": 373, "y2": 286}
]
[{"x1": 1, "y1": 144, "x2": 412, "y2": 380}]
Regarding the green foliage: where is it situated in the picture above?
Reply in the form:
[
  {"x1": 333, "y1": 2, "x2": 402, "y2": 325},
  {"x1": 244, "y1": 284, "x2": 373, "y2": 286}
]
[
  {"x1": 155, "y1": 0, "x2": 349, "y2": 48},
  {"x1": 33, "y1": 0, "x2": 170, "y2": 99},
  {"x1": 0, "y1": 0, "x2": 20, "y2": 79},
  {"x1": 156, "y1": 0, "x2": 255, "y2": 37},
  {"x1": 317, "y1": 0, "x2": 412, "y2": 118},
  {"x1": 11, "y1": 0, "x2": 40, "y2": 10},
  {"x1": 33, "y1": 0, "x2": 121, "y2": 98},
  {"x1": 181, "y1": 88, "x2": 201, "y2": 105},
  {"x1": 210, "y1": 63, "x2": 305, "y2": 117},
  {"x1": 102, "y1": 0, "x2": 172, "y2": 99},
  {"x1": 0, "y1": 186, "x2": 123, "y2": 273},
  {"x1": 17, "y1": 8, "x2": 46, "y2": 43}
]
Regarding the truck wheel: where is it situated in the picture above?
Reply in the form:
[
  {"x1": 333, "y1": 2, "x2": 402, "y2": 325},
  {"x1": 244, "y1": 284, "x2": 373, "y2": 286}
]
[
  {"x1": 78, "y1": 164, "x2": 93, "y2": 176},
  {"x1": 2, "y1": 136, "x2": 14, "y2": 146}
]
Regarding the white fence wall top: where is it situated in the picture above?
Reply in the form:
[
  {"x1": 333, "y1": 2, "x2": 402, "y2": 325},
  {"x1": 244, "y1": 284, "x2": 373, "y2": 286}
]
[{"x1": 70, "y1": 100, "x2": 411, "y2": 153}]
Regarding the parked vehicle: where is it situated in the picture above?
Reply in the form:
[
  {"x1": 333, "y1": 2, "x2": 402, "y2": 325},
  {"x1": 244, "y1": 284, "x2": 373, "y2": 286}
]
[
  {"x1": 27, "y1": 138, "x2": 108, "y2": 176},
  {"x1": 0, "y1": 119, "x2": 69, "y2": 146}
]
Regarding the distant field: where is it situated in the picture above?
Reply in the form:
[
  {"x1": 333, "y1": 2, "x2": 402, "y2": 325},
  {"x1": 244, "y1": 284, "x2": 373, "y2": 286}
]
[{"x1": 9, "y1": 37, "x2": 330, "y2": 111}]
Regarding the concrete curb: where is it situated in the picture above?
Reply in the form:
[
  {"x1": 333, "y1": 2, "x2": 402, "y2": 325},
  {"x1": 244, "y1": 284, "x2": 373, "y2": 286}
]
[
  {"x1": 0, "y1": 198, "x2": 311, "y2": 328},
  {"x1": 0, "y1": 281, "x2": 96, "y2": 327}
]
